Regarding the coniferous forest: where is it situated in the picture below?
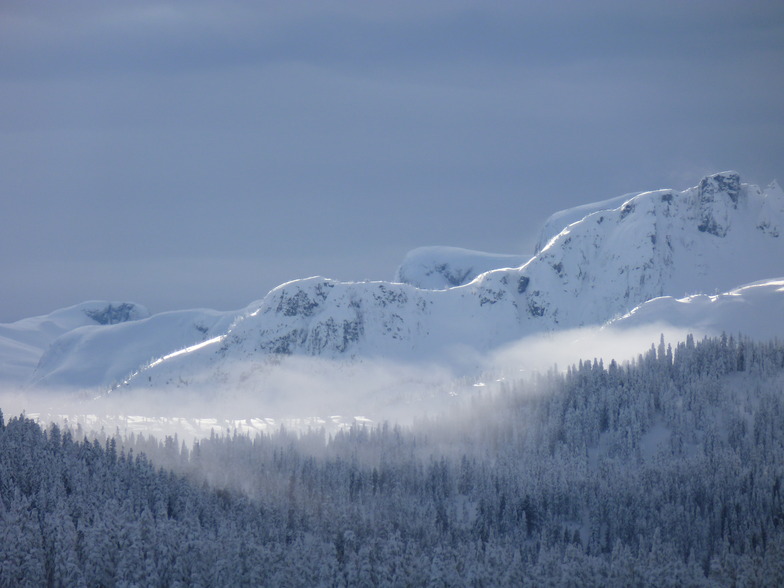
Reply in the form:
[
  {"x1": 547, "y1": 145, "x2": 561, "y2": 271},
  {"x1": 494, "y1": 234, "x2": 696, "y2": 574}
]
[{"x1": 1, "y1": 335, "x2": 784, "y2": 586}]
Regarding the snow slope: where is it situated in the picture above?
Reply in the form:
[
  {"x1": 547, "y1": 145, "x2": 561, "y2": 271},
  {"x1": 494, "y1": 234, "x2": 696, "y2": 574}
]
[
  {"x1": 534, "y1": 192, "x2": 641, "y2": 253},
  {"x1": 0, "y1": 302, "x2": 149, "y2": 384},
  {"x1": 18, "y1": 171, "x2": 784, "y2": 390},
  {"x1": 608, "y1": 278, "x2": 784, "y2": 340},
  {"x1": 29, "y1": 308, "x2": 241, "y2": 390},
  {"x1": 394, "y1": 246, "x2": 529, "y2": 289}
]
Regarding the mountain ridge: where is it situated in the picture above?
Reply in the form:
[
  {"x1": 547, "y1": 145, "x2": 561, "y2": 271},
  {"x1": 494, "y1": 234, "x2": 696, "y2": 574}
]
[
  {"x1": 3, "y1": 171, "x2": 781, "y2": 391},
  {"x1": 113, "y1": 171, "x2": 784, "y2": 389}
]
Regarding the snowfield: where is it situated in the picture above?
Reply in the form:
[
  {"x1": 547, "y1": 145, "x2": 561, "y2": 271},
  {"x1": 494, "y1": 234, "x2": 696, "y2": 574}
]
[{"x1": 609, "y1": 278, "x2": 784, "y2": 339}]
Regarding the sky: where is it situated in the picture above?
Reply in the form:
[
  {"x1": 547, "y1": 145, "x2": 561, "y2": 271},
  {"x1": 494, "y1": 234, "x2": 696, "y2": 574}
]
[{"x1": 2, "y1": 0, "x2": 783, "y2": 323}]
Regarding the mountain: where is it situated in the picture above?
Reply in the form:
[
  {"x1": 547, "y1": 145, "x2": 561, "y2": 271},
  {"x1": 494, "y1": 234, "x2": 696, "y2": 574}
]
[
  {"x1": 30, "y1": 308, "x2": 239, "y2": 389},
  {"x1": 15, "y1": 171, "x2": 784, "y2": 390},
  {"x1": 0, "y1": 302, "x2": 149, "y2": 385}
]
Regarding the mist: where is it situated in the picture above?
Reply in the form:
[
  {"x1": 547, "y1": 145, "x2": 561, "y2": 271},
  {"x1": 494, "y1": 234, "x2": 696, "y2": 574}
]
[
  {"x1": 0, "y1": 323, "x2": 708, "y2": 443},
  {"x1": 1, "y1": 355, "x2": 467, "y2": 442},
  {"x1": 485, "y1": 322, "x2": 704, "y2": 379}
]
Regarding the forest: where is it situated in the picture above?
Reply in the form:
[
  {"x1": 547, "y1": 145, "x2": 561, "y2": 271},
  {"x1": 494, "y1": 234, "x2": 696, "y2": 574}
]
[{"x1": 1, "y1": 334, "x2": 783, "y2": 586}]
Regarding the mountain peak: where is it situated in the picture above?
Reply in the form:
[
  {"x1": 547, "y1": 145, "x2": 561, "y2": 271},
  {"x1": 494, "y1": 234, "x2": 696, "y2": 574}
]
[{"x1": 698, "y1": 170, "x2": 742, "y2": 204}]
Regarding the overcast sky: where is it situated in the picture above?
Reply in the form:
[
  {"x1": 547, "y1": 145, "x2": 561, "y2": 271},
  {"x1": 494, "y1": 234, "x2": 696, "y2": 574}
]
[{"x1": 1, "y1": 0, "x2": 783, "y2": 322}]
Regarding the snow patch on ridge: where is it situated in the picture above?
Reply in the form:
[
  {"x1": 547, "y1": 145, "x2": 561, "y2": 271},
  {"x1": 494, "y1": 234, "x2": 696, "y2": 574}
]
[
  {"x1": 608, "y1": 278, "x2": 784, "y2": 340},
  {"x1": 395, "y1": 246, "x2": 529, "y2": 289}
]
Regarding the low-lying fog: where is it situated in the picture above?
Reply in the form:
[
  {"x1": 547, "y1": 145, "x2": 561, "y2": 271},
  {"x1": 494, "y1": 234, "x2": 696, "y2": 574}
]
[{"x1": 0, "y1": 323, "x2": 701, "y2": 442}]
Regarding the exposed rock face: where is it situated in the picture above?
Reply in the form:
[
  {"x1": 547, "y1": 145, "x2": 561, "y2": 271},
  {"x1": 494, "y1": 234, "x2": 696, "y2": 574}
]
[
  {"x1": 83, "y1": 302, "x2": 148, "y2": 325},
  {"x1": 696, "y1": 171, "x2": 742, "y2": 236}
]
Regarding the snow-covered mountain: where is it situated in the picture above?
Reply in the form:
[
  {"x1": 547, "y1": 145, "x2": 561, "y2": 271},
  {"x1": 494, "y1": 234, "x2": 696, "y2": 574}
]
[
  {"x1": 0, "y1": 302, "x2": 149, "y2": 384},
  {"x1": 30, "y1": 308, "x2": 240, "y2": 389},
  {"x1": 9, "y1": 171, "x2": 784, "y2": 391}
]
